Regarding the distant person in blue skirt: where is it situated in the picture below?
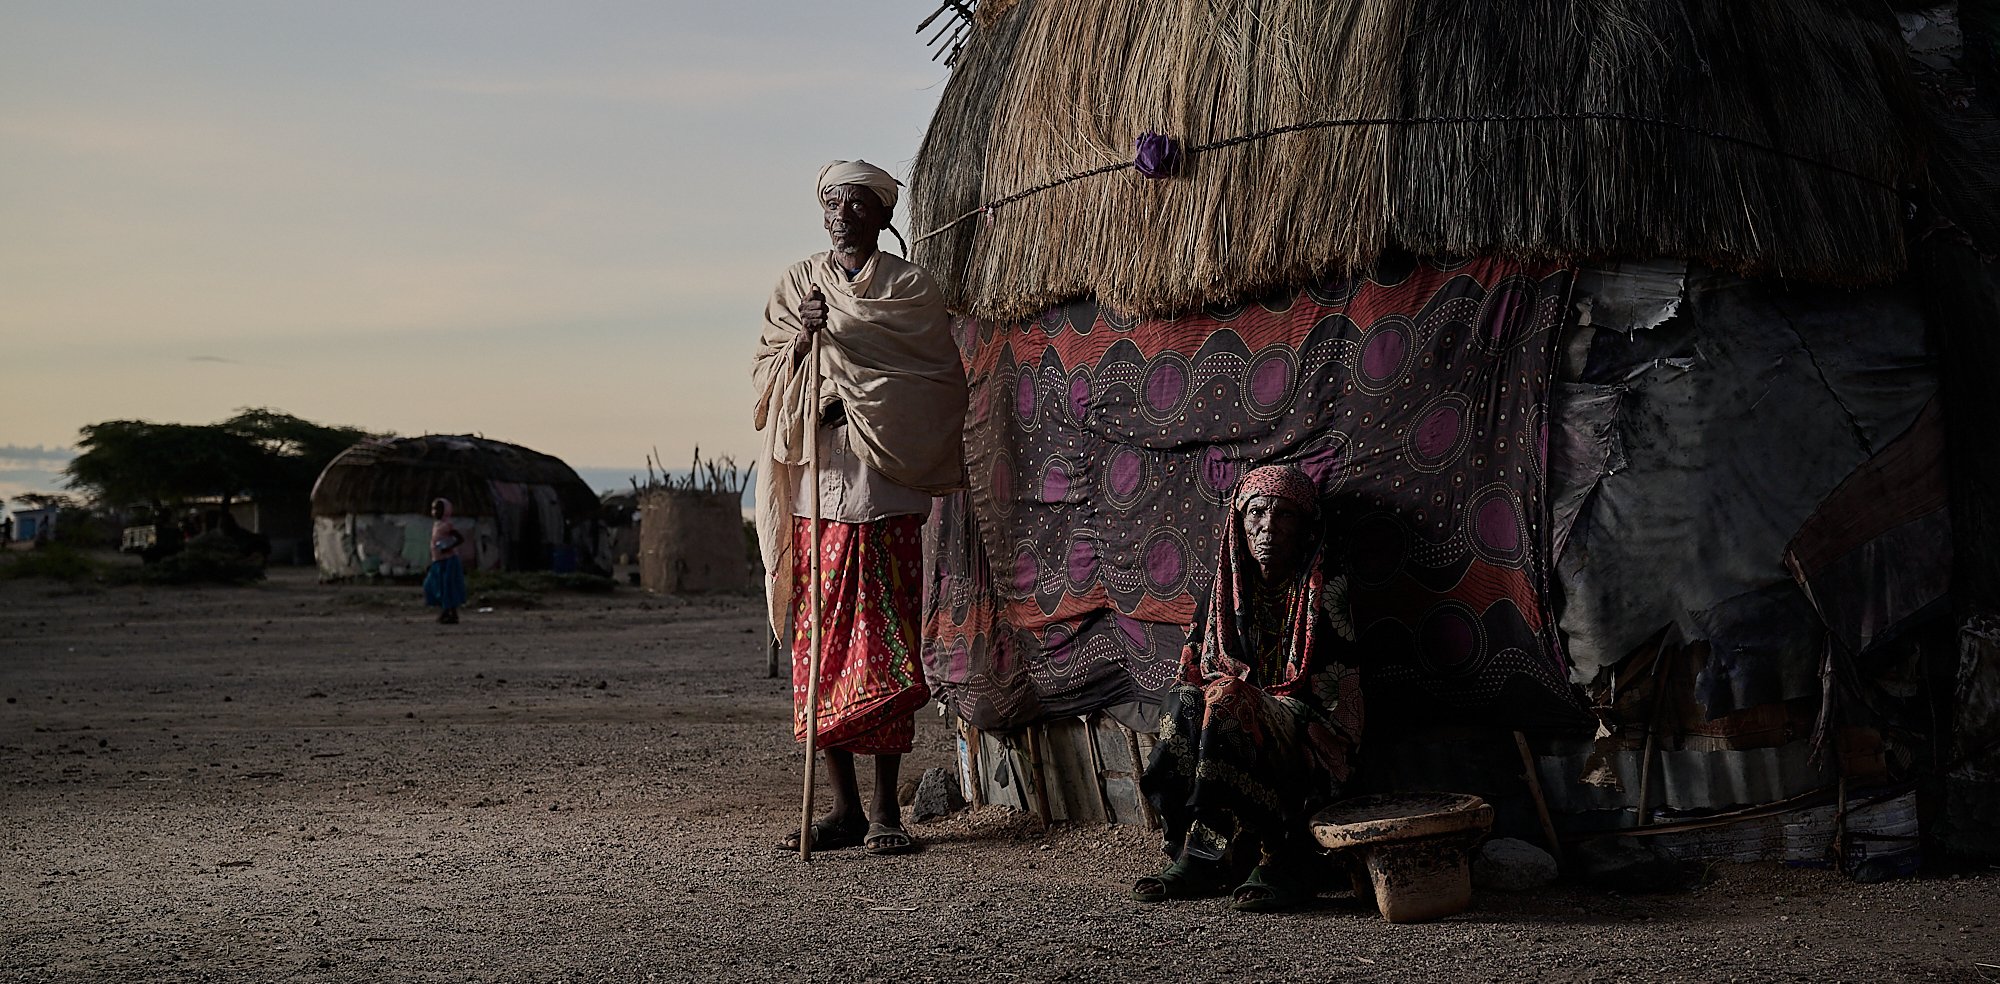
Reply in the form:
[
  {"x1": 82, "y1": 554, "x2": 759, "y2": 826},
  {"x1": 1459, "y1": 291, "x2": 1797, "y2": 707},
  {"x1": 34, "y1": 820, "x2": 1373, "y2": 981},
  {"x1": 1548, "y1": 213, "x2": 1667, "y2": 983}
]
[{"x1": 423, "y1": 497, "x2": 467, "y2": 625}]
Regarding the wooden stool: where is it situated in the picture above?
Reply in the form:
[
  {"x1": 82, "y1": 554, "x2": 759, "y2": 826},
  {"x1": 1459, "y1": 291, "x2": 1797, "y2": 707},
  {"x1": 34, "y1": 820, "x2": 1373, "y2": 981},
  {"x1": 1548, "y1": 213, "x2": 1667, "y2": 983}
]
[{"x1": 1311, "y1": 792, "x2": 1494, "y2": 923}]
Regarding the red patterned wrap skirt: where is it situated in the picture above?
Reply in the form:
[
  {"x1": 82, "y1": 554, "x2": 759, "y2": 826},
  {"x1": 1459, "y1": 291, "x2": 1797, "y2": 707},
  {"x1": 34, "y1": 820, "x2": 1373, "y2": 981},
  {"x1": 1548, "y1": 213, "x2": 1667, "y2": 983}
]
[{"x1": 789, "y1": 515, "x2": 930, "y2": 755}]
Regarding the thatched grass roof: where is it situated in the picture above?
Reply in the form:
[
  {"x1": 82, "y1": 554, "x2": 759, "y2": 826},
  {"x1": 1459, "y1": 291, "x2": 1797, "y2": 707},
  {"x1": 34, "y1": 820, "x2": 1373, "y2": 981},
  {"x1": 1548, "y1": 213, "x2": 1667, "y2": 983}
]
[
  {"x1": 310, "y1": 435, "x2": 597, "y2": 519},
  {"x1": 909, "y1": 0, "x2": 1923, "y2": 322}
]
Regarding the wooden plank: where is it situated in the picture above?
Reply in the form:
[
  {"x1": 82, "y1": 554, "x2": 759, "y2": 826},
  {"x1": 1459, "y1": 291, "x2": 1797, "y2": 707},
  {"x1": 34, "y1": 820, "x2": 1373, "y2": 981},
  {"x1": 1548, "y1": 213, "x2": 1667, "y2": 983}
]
[
  {"x1": 1083, "y1": 714, "x2": 1115, "y2": 822},
  {"x1": 1121, "y1": 723, "x2": 1160, "y2": 830},
  {"x1": 1023, "y1": 725, "x2": 1054, "y2": 827}
]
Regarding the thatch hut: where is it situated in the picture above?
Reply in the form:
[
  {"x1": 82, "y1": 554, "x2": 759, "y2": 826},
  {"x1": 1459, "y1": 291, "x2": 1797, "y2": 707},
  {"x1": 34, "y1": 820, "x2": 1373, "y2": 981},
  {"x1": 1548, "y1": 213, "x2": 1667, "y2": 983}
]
[
  {"x1": 310, "y1": 435, "x2": 606, "y2": 580},
  {"x1": 907, "y1": 1, "x2": 2000, "y2": 863}
]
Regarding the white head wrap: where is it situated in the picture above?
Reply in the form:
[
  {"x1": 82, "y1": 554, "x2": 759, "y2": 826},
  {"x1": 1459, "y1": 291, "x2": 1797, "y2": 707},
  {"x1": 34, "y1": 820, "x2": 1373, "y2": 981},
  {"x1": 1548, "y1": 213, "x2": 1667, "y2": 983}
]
[{"x1": 816, "y1": 159, "x2": 901, "y2": 213}]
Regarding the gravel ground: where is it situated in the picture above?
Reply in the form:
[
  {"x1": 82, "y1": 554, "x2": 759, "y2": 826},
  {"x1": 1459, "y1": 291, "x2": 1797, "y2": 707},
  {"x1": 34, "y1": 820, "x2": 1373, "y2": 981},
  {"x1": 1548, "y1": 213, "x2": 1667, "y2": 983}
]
[{"x1": 2, "y1": 567, "x2": 1996, "y2": 983}]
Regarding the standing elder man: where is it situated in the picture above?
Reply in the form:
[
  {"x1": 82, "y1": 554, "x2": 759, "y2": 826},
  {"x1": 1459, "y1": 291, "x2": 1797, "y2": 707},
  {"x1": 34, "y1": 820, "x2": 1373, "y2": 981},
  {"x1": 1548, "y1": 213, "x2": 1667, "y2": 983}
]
[{"x1": 753, "y1": 160, "x2": 967, "y2": 855}]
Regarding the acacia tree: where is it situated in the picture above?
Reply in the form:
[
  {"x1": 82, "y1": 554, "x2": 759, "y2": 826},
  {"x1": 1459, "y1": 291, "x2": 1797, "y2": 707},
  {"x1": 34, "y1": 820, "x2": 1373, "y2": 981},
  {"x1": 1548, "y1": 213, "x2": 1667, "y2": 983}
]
[
  {"x1": 64, "y1": 409, "x2": 378, "y2": 516},
  {"x1": 66, "y1": 421, "x2": 262, "y2": 515},
  {"x1": 10, "y1": 492, "x2": 78, "y2": 511},
  {"x1": 218, "y1": 409, "x2": 373, "y2": 499}
]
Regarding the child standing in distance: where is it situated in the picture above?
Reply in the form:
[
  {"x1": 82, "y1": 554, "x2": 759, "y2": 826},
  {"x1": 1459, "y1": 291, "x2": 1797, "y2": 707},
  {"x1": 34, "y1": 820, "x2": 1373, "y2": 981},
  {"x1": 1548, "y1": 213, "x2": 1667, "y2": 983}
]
[{"x1": 423, "y1": 497, "x2": 467, "y2": 624}]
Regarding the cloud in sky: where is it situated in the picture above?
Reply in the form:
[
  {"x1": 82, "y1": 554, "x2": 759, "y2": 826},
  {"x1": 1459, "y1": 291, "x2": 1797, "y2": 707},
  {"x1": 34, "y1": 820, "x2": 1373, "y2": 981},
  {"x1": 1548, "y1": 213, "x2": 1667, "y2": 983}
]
[
  {"x1": 0, "y1": 445, "x2": 76, "y2": 466},
  {"x1": 2, "y1": 1, "x2": 951, "y2": 476},
  {"x1": 0, "y1": 446, "x2": 77, "y2": 512}
]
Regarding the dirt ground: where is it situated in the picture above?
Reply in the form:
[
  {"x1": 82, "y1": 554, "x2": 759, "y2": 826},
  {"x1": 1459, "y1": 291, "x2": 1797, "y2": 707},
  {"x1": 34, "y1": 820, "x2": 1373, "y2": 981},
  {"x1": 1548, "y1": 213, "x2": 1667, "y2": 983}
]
[{"x1": 2, "y1": 565, "x2": 1996, "y2": 983}]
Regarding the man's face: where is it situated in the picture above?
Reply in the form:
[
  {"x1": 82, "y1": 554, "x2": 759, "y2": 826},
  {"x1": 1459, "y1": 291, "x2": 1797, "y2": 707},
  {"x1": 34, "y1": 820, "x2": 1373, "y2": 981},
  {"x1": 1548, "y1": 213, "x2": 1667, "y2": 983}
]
[
  {"x1": 823, "y1": 184, "x2": 888, "y2": 257},
  {"x1": 430, "y1": 502, "x2": 445, "y2": 520},
  {"x1": 1241, "y1": 494, "x2": 1307, "y2": 581}
]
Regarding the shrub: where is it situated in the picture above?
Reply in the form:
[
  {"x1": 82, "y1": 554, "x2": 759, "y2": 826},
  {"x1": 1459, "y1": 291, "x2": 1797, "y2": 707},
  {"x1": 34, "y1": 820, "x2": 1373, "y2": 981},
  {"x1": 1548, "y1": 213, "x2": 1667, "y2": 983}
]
[
  {"x1": 136, "y1": 532, "x2": 266, "y2": 585},
  {"x1": 49, "y1": 507, "x2": 114, "y2": 548},
  {"x1": 0, "y1": 545, "x2": 100, "y2": 582}
]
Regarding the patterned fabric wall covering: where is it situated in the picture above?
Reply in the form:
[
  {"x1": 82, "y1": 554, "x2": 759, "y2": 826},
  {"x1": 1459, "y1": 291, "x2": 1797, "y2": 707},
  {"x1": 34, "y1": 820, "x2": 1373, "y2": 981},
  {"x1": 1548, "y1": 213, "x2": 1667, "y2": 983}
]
[{"x1": 923, "y1": 256, "x2": 1587, "y2": 733}]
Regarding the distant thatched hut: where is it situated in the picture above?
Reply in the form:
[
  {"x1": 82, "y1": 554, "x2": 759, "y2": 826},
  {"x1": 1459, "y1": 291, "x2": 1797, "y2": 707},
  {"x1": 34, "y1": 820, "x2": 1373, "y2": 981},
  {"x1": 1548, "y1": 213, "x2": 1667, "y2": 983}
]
[
  {"x1": 906, "y1": 1, "x2": 2000, "y2": 860},
  {"x1": 310, "y1": 435, "x2": 606, "y2": 580}
]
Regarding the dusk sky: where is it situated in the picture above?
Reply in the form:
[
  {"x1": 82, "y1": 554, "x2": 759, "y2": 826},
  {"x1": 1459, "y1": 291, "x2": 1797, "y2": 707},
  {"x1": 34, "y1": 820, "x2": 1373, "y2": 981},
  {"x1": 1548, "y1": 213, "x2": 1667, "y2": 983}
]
[{"x1": 1, "y1": 1, "x2": 952, "y2": 508}]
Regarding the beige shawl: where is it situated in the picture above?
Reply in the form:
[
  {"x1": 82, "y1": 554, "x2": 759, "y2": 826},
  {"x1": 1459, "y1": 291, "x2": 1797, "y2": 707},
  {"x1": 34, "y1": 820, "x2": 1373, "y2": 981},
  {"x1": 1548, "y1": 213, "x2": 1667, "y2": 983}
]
[{"x1": 752, "y1": 249, "x2": 968, "y2": 634}]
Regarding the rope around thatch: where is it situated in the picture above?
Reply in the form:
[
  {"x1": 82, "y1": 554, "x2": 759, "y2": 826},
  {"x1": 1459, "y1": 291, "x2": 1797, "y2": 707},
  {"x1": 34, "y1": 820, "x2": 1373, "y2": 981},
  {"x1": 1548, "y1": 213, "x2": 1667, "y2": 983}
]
[
  {"x1": 912, "y1": 0, "x2": 1919, "y2": 320},
  {"x1": 910, "y1": 110, "x2": 1904, "y2": 248}
]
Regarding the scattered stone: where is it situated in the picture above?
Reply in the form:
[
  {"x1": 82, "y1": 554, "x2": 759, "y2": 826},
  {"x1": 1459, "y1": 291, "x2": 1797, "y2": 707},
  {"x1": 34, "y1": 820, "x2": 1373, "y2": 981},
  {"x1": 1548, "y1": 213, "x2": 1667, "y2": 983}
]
[
  {"x1": 910, "y1": 767, "x2": 967, "y2": 823},
  {"x1": 1472, "y1": 837, "x2": 1559, "y2": 892}
]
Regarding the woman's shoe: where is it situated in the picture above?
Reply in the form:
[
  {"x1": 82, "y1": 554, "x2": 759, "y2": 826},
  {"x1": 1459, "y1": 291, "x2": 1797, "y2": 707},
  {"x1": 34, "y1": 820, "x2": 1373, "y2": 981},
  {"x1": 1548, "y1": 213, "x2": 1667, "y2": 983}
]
[
  {"x1": 1229, "y1": 864, "x2": 1311, "y2": 912},
  {"x1": 1131, "y1": 855, "x2": 1228, "y2": 903}
]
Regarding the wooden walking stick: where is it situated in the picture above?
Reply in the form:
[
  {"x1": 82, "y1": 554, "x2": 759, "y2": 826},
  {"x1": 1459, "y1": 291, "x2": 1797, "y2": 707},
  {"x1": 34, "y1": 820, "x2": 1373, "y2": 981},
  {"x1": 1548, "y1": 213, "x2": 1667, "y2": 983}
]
[{"x1": 798, "y1": 292, "x2": 826, "y2": 861}]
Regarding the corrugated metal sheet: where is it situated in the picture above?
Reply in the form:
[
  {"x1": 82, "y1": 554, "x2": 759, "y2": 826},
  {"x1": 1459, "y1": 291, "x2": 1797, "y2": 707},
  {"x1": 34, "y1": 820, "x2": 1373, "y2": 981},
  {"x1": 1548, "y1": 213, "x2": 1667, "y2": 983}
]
[
  {"x1": 1532, "y1": 734, "x2": 1833, "y2": 819},
  {"x1": 1643, "y1": 788, "x2": 1919, "y2": 867}
]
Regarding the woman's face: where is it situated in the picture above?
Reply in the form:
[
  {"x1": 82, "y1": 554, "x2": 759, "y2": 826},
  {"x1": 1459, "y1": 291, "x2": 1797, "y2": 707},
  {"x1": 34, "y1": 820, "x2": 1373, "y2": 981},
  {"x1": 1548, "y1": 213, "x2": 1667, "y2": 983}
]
[{"x1": 1241, "y1": 494, "x2": 1307, "y2": 581}]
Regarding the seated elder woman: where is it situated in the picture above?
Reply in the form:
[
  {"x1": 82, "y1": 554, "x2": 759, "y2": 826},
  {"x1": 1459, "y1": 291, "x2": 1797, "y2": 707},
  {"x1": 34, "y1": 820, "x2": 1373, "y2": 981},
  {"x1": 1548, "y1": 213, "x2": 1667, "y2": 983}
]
[{"x1": 1134, "y1": 464, "x2": 1365, "y2": 911}]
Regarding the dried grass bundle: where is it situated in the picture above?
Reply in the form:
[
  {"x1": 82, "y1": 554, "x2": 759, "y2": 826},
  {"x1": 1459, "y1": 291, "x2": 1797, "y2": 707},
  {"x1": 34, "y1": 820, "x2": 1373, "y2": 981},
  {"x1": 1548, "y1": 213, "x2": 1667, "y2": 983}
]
[{"x1": 909, "y1": 0, "x2": 1921, "y2": 322}]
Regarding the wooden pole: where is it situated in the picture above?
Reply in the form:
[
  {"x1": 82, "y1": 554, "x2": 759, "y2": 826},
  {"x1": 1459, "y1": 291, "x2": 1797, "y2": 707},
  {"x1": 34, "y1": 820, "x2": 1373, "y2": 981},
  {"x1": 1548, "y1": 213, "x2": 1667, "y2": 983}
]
[
  {"x1": 1513, "y1": 730, "x2": 1564, "y2": 864},
  {"x1": 798, "y1": 323, "x2": 824, "y2": 862},
  {"x1": 1633, "y1": 723, "x2": 1661, "y2": 828},
  {"x1": 1831, "y1": 775, "x2": 1850, "y2": 874},
  {"x1": 1632, "y1": 643, "x2": 1675, "y2": 830}
]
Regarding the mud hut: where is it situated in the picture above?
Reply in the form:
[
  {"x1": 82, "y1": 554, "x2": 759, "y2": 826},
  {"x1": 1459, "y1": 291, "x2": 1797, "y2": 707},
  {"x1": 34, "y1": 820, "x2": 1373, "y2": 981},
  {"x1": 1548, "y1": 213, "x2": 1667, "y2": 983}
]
[
  {"x1": 906, "y1": 1, "x2": 2000, "y2": 863},
  {"x1": 636, "y1": 453, "x2": 753, "y2": 595},
  {"x1": 310, "y1": 435, "x2": 607, "y2": 579},
  {"x1": 638, "y1": 488, "x2": 752, "y2": 594}
]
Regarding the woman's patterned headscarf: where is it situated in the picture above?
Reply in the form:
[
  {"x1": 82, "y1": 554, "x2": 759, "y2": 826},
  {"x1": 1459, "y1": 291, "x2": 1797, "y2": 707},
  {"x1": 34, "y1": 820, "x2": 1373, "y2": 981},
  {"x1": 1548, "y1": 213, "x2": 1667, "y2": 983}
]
[
  {"x1": 1231, "y1": 464, "x2": 1320, "y2": 519},
  {"x1": 1192, "y1": 464, "x2": 1327, "y2": 687}
]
